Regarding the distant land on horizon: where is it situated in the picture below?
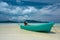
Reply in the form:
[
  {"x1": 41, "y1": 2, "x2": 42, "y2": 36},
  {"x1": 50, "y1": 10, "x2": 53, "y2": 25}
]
[{"x1": 0, "y1": 20, "x2": 49, "y2": 23}]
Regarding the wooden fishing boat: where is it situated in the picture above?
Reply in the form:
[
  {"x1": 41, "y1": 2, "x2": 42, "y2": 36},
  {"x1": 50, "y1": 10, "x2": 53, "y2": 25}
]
[{"x1": 20, "y1": 22, "x2": 54, "y2": 32}]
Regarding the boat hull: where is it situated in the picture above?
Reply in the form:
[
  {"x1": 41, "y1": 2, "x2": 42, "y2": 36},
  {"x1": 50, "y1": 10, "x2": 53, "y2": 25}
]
[{"x1": 20, "y1": 22, "x2": 54, "y2": 32}]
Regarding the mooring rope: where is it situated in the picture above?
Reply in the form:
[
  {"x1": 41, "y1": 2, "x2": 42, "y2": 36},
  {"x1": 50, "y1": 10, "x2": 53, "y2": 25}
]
[{"x1": 53, "y1": 26, "x2": 59, "y2": 33}]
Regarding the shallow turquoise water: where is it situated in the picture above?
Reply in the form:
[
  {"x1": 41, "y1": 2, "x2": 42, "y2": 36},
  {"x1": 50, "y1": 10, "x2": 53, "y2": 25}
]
[
  {"x1": 0, "y1": 23, "x2": 60, "y2": 30},
  {"x1": 20, "y1": 23, "x2": 46, "y2": 25},
  {"x1": 0, "y1": 23, "x2": 60, "y2": 26}
]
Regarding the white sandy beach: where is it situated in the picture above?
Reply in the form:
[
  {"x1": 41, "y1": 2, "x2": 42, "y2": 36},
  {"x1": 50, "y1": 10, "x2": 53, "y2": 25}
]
[{"x1": 0, "y1": 23, "x2": 60, "y2": 40}]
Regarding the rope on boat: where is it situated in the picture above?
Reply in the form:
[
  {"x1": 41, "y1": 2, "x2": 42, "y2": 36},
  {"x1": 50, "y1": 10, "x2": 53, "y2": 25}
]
[{"x1": 53, "y1": 26, "x2": 59, "y2": 33}]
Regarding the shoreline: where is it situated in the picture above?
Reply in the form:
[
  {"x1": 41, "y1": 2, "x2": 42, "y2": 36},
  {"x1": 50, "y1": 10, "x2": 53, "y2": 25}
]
[{"x1": 0, "y1": 23, "x2": 60, "y2": 40}]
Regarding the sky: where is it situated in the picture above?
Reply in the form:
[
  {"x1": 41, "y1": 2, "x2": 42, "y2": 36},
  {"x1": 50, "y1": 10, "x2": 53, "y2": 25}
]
[
  {"x1": 23, "y1": 0, "x2": 60, "y2": 3},
  {"x1": 0, "y1": 0, "x2": 60, "y2": 23}
]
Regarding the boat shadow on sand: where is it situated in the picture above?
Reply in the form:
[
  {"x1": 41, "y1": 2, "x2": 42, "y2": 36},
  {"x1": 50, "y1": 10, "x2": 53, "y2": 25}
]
[
  {"x1": 35, "y1": 31, "x2": 56, "y2": 34},
  {"x1": 22, "y1": 29, "x2": 56, "y2": 34}
]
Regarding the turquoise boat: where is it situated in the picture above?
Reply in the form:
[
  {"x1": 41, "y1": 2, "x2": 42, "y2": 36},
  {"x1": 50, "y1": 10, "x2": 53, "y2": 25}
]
[{"x1": 20, "y1": 22, "x2": 54, "y2": 32}]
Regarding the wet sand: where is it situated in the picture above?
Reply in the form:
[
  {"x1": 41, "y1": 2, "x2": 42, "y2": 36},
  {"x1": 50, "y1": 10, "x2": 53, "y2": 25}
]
[{"x1": 0, "y1": 23, "x2": 60, "y2": 40}]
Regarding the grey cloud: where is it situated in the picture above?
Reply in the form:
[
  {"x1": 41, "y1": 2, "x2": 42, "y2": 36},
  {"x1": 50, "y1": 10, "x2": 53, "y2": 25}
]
[
  {"x1": 0, "y1": 1, "x2": 60, "y2": 22},
  {"x1": 22, "y1": 0, "x2": 60, "y2": 4}
]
